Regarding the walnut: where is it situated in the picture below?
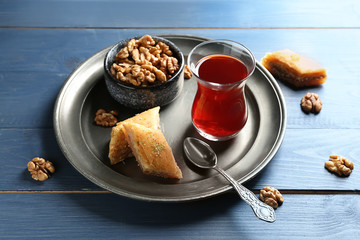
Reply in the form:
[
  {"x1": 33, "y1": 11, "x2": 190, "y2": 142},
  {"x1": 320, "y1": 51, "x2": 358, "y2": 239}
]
[
  {"x1": 184, "y1": 65, "x2": 192, "y2": 79},
  {"x1": 137, "y1": 34, "x2": 156, "y2": 48},
  {"x1": 127, "y1": 38, "x2": 138, "y2": 52},
  {"x1": 27, "y1": 157, "x2": 55, "y2": 181},
  {"x1": 325, "y1": 155, "x2": 354, "y2": 176},
  {"x1": 110, "y1": 35, "x2": 180, "y2": 87},
  {"x1": 94, "y1": 109, "x2": 118, "y2": 127},
  {"x1": 111, "y1": 63, "x2": 131, "y2": 74},
  {"x1": 158, "y1": 55, "x2": 178, "y2": 80},
  {"x1": 157, "y1": 41, "x2": 173, "y2": 56},
  {"x1": 148, "y1": 45, "x2": 162, "y2": 57},
  {"x1": 131, "y1": 48, "x2": 141, "y2": 64},
  {"x1": 142, "y1": 64, "x2": 167, "y2": 83},
  {"x1": 143, "y1": 68, "x2": 156, "y2": 83},
  {"x1": 115, "y1": 58, "x2": 135, "y2": 65},
  {"x1": 259, "y1": 186, "x2": 284, "y2": 209},
  {"x1": 139, "y1": 47, "x2": 152, "y2": 61},
  {"x1": 301, "y1": 92, "x2": 322, "y2": 113},
  {"x1": 116, "y1": 47, "x2": 129, "y2": 59},
  {"x1": 124, "y1": 73, "x2": 141, "y2": 86},
  {"x1": 161, "y1": 56, "x2": 179, "y2": 75}
]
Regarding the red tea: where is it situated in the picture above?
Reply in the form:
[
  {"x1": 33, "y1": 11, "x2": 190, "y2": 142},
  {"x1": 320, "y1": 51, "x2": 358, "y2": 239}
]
[{"x1": 192, "y1": 54, "x2": 249, "y2": 139}]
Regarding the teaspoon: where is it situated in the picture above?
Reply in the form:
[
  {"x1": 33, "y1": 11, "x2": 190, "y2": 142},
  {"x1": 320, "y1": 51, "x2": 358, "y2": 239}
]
[{"x1": 183, "y1": 137, "x2": 276, "y2": 223}]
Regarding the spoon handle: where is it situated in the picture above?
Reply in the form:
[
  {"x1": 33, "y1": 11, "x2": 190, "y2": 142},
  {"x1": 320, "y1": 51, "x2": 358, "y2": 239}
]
[{"x1": 214, "y1": 166, "x2": 276, "y2": 223}]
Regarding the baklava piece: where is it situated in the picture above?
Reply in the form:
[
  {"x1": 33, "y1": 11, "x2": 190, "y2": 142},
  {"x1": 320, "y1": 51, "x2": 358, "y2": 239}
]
[
  {"x1": 108, "y1": 106, "x2": 160, "y2": 165},
  {"x1": 123, "y1": 122, "x2": 182, "y2": 179},
  {"x1": 261, "y1": 49, "x2": 327, "y2": 88}
]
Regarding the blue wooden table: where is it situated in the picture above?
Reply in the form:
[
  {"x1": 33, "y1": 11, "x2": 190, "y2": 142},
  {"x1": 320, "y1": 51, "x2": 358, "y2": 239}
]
[{"x1": 1, "y1": 0, "x2": 359, "y2": 239}]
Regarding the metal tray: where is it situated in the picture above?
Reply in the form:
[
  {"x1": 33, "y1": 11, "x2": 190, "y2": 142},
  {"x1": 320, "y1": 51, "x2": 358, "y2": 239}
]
[{"x1": 54, "y1": 35, "x2": 286, "y2": 202}]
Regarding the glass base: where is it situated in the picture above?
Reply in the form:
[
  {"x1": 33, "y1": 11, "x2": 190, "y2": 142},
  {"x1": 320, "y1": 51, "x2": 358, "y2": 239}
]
[{"x1": 192, "y1": 123, "x2": 241, "y2": 141}]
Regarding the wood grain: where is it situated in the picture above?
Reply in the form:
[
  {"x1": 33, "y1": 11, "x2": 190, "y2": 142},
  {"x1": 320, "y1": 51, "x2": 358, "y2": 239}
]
[
  {"x1": 1, "y1": 1, "x2": 360, "y2": 238},
  {"x1": 1, "y1": 0, "x2": 360, "y2": 28},
  {"x1": 1, "y1": 128, "x2": 358, "y2": 191},
  {"x1": 1, "y1": 28, "x2": 360, "y2": 129},
  {"x1": 248, "y1": 129, "x2": 360, "y2": 190},
  {"x1": 0, "y1": 128, "x2": 103, "y2": 191},
  {"x1": 0, "y1": 193, "x2": 359, "y2": 239}
]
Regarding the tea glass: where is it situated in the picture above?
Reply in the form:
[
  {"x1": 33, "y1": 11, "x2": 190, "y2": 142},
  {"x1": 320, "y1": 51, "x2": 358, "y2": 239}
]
[{"x1": 187, "y1": 40, "x2": 256, "y2": 141}]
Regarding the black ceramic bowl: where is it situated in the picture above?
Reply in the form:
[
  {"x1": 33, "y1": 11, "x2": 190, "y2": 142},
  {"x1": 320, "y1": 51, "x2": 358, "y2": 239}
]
[{"x1": 104, "y1": 36, "x2": 185, "y2": 109}]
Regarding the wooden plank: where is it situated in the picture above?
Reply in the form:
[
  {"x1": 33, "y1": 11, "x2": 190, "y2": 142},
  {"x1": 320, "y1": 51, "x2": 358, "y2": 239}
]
[
  {"x1": 0, "y1": 128, "x2": 358, "y2": 191},
  {"x1": 1, "y1": 28, "x2": 360, "y2": 129},
  {"x1": 0, "y1": 128, "x2": 103, "y2": 191},
  {"x1": 0, "y1": 193, "x2": 359, "y2": 239},
  {"x1": 1, "y1": 0, "x2": 360, "y2": 28},
  {"x1": 248, "y1": 128, "x2": 360, "y2": 190}
]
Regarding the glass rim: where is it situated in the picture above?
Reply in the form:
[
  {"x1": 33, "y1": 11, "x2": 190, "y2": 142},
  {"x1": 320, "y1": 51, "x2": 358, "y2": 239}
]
[{"x1": 187, "y1": 39, "x2": 256, "y2": 87}]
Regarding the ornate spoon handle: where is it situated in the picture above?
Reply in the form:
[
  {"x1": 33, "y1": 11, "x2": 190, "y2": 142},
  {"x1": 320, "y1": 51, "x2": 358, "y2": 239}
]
[{"x1": 214, "y1": 166, "x2": 276, "y2": 223}]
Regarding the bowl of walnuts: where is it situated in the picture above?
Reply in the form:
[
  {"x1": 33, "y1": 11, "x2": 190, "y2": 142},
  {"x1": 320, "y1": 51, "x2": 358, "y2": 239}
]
[{"x1": 104, "y1": 35, "x2": 185, "y2": 109}]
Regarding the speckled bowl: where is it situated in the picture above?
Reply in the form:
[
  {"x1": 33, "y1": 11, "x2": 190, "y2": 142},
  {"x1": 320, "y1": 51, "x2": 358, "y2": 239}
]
[{"x1": 104, "y1": 36, "x2": 184, "y2": 109}]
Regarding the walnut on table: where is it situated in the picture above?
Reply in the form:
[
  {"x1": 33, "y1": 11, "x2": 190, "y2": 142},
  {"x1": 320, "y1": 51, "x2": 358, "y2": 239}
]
[
  {"x1": 27, "y1": 157, "x2": 55, "y2": 181},
  {"x1": 94, "y1": 109, "x2": 118, "y2": 127},
  {"x1": 301, "y1": 92, "x2": 322, "y2": 113},
  {"x1": 325, "y1": 155, "x2": 354, "y2": 176},
  {"x1": 259, "y1": 186, "x2": 284, "y2": 209}
]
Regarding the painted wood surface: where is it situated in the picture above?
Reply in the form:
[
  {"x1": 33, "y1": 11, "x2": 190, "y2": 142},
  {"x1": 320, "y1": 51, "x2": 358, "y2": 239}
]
[
  {"x1": 1, "y1": 0, "x2": 360, "y2": 28},
  {"x1": 1, "y1": 128, "x2": 359, "y2": 191},
  {"x1": 1, "y1": 193, "x2": 359, "y2": 239},
  {"x1": 1, "y1": 28, "x2": 360, "y2": 129},
  {"x1": 1, "y1": 0, "x2": 359, "y2": 239}
]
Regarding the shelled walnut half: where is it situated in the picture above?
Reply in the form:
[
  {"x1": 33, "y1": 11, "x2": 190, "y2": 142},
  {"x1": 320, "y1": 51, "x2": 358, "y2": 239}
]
[
  {"x1": 259, "y1": 186, "x2": 284, "y2": 209},
  {"x1": 325, "y1": 155, "x2": 354, "y2": 176},
  {"x1": 27, "y1": 157, "x2": 55, "y2": 181},
  {"x1": 184, "y1": 65, "x2": 192, "y2": 79},
  {"x1": 300, "y1": 92, "x2": 322, "y2": 113},
  {"x1": 94, "y1": 109, "x2": 118, "y2": 127}
]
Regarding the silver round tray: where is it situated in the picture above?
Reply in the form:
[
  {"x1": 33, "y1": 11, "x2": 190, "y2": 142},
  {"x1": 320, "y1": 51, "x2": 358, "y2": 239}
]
[{"x1": 54, "y1": 35, "x2": 287, "y2": 202}]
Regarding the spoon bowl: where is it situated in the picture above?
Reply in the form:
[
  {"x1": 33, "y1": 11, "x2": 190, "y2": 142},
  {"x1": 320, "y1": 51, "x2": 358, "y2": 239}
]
[
  {"x1": 183, "y1": 137, "x2": 217, "y2": 169},
  {"x1": 183, "y1": 137, "x2": 276, "y2": 223}
]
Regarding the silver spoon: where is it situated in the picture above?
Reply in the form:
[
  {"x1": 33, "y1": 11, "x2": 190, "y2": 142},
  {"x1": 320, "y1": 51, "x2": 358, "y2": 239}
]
[{"x1": 183, "y1": 137, "x2": 276, "y2": 223}]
